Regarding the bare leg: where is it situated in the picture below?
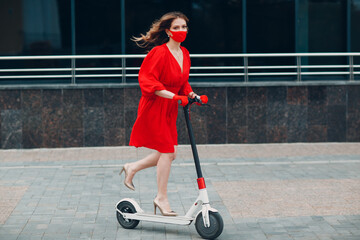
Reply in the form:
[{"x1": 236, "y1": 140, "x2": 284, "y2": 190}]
[
  {"x1": 126, "y1": 146, "x2": 177, "y2": 212},
  {"x1": 126, "y1": 146, "x2": 177, "y2": 181},
  {"x1": 174, "y1": 145, "x2": 178, "y2": 159},
  {"x1": 155, "y1": 152, "x2": 175, "y2": 212},
  {"x1": 125, "y1": 151, "x2": 161, "y2": 183}
]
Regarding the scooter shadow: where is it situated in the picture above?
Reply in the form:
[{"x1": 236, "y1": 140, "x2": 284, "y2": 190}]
[{"x1": 135, "y1": 221, "x2": 196, "y2": 237}]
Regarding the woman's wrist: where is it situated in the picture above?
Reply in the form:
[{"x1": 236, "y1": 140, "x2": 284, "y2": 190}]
[{"x1": 188, "y1": 92, "x2": 197, "y2": 99}]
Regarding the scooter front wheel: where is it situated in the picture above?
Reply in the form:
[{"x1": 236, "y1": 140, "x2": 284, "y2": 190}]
[
  {"x1": 195, "y1": 211, "x2": 224, "y2": 239},
  {"x1": 116, "y1": 201, "x2": 140, "y2": 229}
]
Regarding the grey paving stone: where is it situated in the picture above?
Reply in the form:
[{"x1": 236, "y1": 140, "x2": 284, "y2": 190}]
[
  {"x1": 1, "y1": 144, "x2": 360, "y2": 240},
  {"x1": 0, "y1": 234, "x2": 18, "y2": 240}
]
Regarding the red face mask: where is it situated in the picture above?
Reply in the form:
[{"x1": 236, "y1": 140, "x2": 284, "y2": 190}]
[{"x1": 169, "y1": 30, "x2": 187, "y2": 43}]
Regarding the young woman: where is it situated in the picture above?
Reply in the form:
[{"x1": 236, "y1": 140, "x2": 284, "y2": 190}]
[{"x1": 119, "y1": 12, "x2": 200, "y2": 217}]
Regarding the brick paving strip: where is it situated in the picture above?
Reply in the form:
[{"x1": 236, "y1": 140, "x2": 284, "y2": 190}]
[
  {"x1": 0, "y1": 186, "x2": 28, "y2": 224},
  {"x1": 0, "y1": 142, "x2": 360, "y2": 162},
  {"x1": 213, "y1": 179, "x2": 360, "y2": 219}
]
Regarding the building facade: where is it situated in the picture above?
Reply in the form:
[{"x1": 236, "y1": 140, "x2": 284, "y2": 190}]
[
  {"x1": 0, "y1": 0, "x2": 359, "y2": 149},
  {"x1": 1, "y1": 0, "x2": 359, "y2": 56}
]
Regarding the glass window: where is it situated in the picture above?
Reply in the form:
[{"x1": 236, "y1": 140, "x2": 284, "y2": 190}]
[
  {"x1": 352, "y1": 0, "x2": 360, "y2": 80},
  {"x1": 73, "y1": 0, "x2": 123, "y2": 84},
  {"x1": 0, "y1": 0, "x2": 71, "y2": 56},
  {"x1": 308, "y1": 0, "x2": 347, "y2": 53},
  {"x1": 57, "y1": 0, "x2": 72, "y2": 55},
  {"x1": 0, "y1": 0, "x2": 24, "y2": 56},
  {"x1": 352, "y1": 0, "x2": 360, "y2": 51},
  {"x1": 0, "y1": 0, "x2": 71, "y2": 85},
  {"x1": 247, "y1": 0, "x2": 295, "y2": 81},
  {"x1": 306, "y1": 0, "x2": 347, "y2": 80},
  {"x1": 186, "y1": 0, "x2": 243, "y2": 54},
  {"x1": 75, "y1": 0, "x2": 122, "y2": 54},
  {"x1": 126, "y1": 0, "x2": 242, "y2": 54},
  {"x1": 247, "y1": 0, "x2": 295, "y2": 54}
]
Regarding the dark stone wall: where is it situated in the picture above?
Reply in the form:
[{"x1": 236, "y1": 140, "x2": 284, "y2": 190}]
[{"x1": 0, "y1": 84, "x2": 359, "y2": 149}]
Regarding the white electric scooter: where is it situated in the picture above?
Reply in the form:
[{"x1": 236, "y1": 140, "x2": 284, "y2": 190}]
[{"x1": 115, "y1": 96, "x2": 224, "y2": 239}]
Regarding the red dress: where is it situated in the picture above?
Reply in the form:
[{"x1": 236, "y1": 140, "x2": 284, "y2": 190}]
[{"x1": 129, "y1": 44, "x2": 193, "y2": 153}]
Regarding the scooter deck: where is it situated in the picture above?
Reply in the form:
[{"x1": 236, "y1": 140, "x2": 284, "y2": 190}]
[{"x1": 119, "y1": 211, "x2": 193, "y2": 225}]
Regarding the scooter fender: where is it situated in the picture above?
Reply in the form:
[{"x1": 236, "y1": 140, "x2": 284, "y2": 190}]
[
  {"x1": 195, "y1": 204, "x2": 218, "y2": 228},
  {"x1": 116, "y1": 198, "x2": 144, "y2": 216}
]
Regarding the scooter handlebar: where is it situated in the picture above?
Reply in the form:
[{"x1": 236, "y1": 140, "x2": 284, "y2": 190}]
[{"x1": 188, "y1": 95, "x2": 208, "y2": 106}]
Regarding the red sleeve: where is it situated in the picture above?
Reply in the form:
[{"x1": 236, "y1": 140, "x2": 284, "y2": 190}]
[
  {"x1": 179, "y1": 81, "x2": 193, "y2": 96},
  {"x1": 179, "y1": 48, "x2": 193, "y2": 96},
  {"x1": 138, "y1": 46, "x2": 167, "y2": 97}
]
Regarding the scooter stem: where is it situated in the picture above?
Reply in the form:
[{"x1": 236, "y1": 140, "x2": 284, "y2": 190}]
[
  {"x1": 183, "y1": 100, "x2": 212, "y2": 228},
  {"x1": 183, "y1": 104, "x2": 203, "y2": 179}
]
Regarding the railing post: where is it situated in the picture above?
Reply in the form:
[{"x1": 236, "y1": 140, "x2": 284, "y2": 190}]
[
  {"x1": 244, "y1": 56, "x2": 248, "y2": 82},
  {"x1": 71, "y1": 0, "x2": 76, "y2": 85},
  {"x1": 296, "y1": 56, "x2": 302, "y2": 82},
  {"x1": 122, "y1": 57, "x2": 126, "y2": 83},
  {"x1": 349, "y1": 55, "x2": 354, "y2": 81},
  {"x1": 71, "y1": 58, "x2": 76, "y2": 85}
]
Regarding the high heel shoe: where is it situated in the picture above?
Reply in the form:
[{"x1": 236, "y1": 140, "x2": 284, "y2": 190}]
[
  {"x1": 119, "y1": 163, "x2": 135, "y2": 191},
  {"x1": 153, "y1": 198, "x2": 177, "y2": 216}
]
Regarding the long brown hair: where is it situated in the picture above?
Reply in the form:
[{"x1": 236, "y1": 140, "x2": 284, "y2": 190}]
[{"x1": 132, "y1": 12, "x2": 189, "y2": 50}]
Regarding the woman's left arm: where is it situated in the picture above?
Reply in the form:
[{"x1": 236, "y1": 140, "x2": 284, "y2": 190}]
[{"x1": 155, "y1": 90, "x2": 176, "y2": 99}]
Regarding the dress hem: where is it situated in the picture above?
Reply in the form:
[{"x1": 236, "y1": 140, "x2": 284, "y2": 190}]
[{"x1": 129, "y1": 143, "x2": 176, "y2": 154}]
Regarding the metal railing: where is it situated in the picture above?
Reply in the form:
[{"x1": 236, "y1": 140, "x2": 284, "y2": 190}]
[{"x1": 0, "y1": 53, "x2": 359, "y2": 85}]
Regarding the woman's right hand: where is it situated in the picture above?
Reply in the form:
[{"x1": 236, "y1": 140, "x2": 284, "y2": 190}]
[{"x1": 172, "y1": 95, "x2": 189, "y2": 106}]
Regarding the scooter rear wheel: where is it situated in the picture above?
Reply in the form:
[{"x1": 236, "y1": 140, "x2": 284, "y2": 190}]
[
  {"x1": 195, "y1": 211, "x2": 224, "y2": 239},
  {"x1": 116, "y1": 201, "x2": 140, "y2": 229}
]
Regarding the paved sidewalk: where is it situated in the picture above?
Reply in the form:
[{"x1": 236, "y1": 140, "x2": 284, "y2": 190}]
[{"x1": 0, "y1": 143, "x2": 360, "y2": 240}]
